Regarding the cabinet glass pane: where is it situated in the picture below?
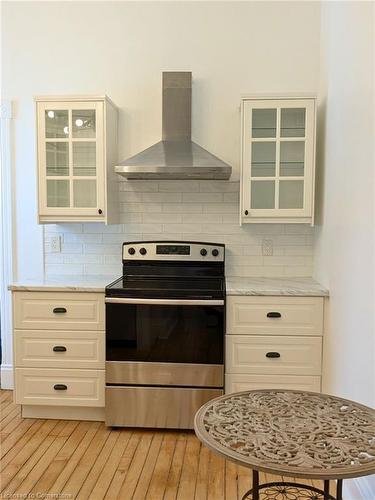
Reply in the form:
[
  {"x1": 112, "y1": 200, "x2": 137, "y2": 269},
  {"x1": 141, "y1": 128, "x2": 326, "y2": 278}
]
[
  {"x1": 251, "y1": 181, "x2": 275, "y2": 209},
  {"x1": 252, "y1": 109, "x2": 276, "y2": 138},
  {"x1": 72, "y1": 110, "x2": 96, "y2": 138},
  {"x1": 73, "y1": 180, "x2": 97, "y2": 207},
  {"x1": 280, "y1": 142, "x2": 305, "y2": 176},
  {"x1": 46, "y1": 142, "x2": 69, "y2": 176},
  {"x1": 279, "y1": 180, "x2": 304, "y2": 209},
  {"x1": 47, "y1": 180, "x2": 69, "y2": 207},
  {"x1": 73, "y1": 142, "x2": 96, "y2": 176},
  {"x1": 45, "y1": 110, "x2": 69, "y2": 138},
  {"x1": 251, "y1": 142, "x2": 276, "y2": 177},
  {"x1": 281, "y1": 108, "x2": 305, "y2": 137}
]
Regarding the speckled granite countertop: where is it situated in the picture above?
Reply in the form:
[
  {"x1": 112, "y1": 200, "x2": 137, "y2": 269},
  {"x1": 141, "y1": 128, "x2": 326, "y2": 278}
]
[
  {"x1": 225, "y1": 277, "x2": 329, "y2": 297},
  {"x1": 8, "y1": 275, "x2": 117, "y2": 293}
]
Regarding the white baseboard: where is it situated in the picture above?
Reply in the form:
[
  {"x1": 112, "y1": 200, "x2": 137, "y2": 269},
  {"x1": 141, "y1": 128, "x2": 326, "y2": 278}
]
[
  {"x1": 344, "y1": 476, "x2": 375, "y2": 499},
  {"x1": 1, "y1": 364, "x2": 14, "y2": 389}
]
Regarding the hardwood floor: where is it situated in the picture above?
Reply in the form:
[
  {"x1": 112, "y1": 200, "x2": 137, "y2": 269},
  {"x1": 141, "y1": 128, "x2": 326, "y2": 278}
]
[{"x1": 0, "y1": 390, "x2": 330, "y2": 499}]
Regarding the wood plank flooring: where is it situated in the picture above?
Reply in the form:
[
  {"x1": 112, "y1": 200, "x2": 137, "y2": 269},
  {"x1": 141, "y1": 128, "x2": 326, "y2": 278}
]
[{"x1": 0, "y1": 390, "x2": 332, "y2": 499}]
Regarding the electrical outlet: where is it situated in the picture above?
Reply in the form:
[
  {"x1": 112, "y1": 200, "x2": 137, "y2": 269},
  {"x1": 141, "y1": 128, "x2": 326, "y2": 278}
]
[
  {"x1": 50, "y1": 235, "x2": 61, "y2": 253},
  {"x1": 262, "y1": 239, "x2": 273, "y2": 256}
]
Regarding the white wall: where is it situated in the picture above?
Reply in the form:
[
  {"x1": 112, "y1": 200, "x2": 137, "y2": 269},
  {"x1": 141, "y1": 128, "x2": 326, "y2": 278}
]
[
  {"x1": 1, "y1": 1, "x2": 321, "y2": 281},
  {"x1": 315, "y1": 6, "x2": 374, "y2": 495},
  {"x1": 315, "y1": 0, "x2": 374, "y2": 406}
]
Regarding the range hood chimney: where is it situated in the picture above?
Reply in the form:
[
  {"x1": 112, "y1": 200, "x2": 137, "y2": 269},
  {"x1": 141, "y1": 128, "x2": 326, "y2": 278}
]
[{"x1": 115, "y1": 72, "x2": 232, "y2": 180}]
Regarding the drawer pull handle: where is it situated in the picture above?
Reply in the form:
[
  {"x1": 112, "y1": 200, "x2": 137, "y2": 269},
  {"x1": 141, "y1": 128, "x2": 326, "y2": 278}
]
[
  {"x1": 266, "y1": 352, "x2": 281, "y2": 358},
  {"x1": 53, "y1": 346, "x2": 67, "y2": 352},
  {"x1": 53, "y1": 384, "x2": 67, "y2": 391},
  {"x1": 267, "y1": 311, "x2": 281, "y2": 318},
  {"x1": 53, "y1": 307, "x2": 67, "y2": 314}
]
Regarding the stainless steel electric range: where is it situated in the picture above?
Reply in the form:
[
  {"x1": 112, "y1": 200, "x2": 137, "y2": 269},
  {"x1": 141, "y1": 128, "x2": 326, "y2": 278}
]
[{"x1": 105, "y1": 241, "x2": 225, "y2": 429}]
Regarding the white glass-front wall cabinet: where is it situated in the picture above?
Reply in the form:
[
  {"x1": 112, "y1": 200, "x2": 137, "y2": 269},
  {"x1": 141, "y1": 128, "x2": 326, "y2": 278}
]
[
  {"x1": 241, "y1": 98, "x2": 316, "y2": 224},
  {"x1": 36, "y1": 96, "x2": 119, "y2": 224}
]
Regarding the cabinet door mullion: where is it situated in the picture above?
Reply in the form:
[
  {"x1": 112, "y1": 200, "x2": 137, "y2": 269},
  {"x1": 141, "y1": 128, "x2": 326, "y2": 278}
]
[
  {"x1": 68, "y1": 108, "x2": 73, "y2": 208},
  {"x1": 275, "y1": 107, "x2": 281, "y2": 210}
]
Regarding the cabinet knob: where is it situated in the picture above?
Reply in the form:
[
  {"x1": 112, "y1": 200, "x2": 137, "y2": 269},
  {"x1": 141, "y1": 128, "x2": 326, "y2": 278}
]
[
  {"x1": 267, "y1": 312, "x2": 281, "y2": 318},
  {"x1": 244, "y1": 210, "x2": 249, "y2": 216},
  {"x1": 53, "y1": 384, "x2": 67, "y2": 391},
  {"x1": 53, "y1": 346, "x2": 67, "y2": 352},
  {"x1": 266, "y1": 352, "x2": 281, "y2": 358},
  {"x1": 98, "y1": 209, "x2": 103, "y2": 215},
  {"x1": 53, "y1": 307, "x2": 67, "y2": 314}
]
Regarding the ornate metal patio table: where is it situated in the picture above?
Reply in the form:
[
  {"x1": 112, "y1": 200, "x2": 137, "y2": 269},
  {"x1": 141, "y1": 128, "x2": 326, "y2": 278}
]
[{"x1": 194, "y1": 389, "x2": 375, "y2": 500}]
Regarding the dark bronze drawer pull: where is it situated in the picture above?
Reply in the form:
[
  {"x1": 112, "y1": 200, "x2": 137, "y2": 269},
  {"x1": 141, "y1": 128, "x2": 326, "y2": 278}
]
[
  {"x1": 267, "y1": 312, "x2": 281, "y2": 318},
  {"x1": 266, "y1": 352, "x2": 281, "y2": 358},
  {"x1": 53, "y1": 307, "x2": 67, "y2": 314},
  {"x1": 53, "y1": 346, "x2": 67, "y2": 352},
  {"x1": 53, "y1": 384, "x2": 67, "y2": 391}
]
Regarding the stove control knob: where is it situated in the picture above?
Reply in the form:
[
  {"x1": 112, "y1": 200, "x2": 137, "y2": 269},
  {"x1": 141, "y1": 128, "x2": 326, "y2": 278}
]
[
  {"x1": 139, "y1": 247, "x2": 147, "y2": 255},
  {"x1": 128, "y1": 247, "x2": 136, "y2": 255},
  {"x1": 200, "y1": 248, "x2": 207, "y2": 256},
  {"x1": 212, "y1": 249, "x2": 219, "y2": 257}
]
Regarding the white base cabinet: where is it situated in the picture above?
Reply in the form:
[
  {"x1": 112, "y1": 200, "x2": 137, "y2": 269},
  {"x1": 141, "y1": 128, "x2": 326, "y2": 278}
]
[
  {"x1": 225, "y1": 295, "x2": 324, "y2": 394},
  {"x1": 12, "y1": 290, "x2": 105, "y2": 420}
]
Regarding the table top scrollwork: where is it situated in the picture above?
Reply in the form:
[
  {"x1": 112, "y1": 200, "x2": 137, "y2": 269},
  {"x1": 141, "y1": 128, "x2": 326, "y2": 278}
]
[{"x1": 194, "y1": 389, "x2": 375, "y2": 480}]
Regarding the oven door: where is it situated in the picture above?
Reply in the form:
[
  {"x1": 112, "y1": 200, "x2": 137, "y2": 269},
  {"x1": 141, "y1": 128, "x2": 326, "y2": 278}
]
[{"x1": 105, "y1": 297, "x2": 224, "y2": 387}]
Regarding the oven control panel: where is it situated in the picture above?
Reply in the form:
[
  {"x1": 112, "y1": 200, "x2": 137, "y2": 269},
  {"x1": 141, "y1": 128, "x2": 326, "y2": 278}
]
[{"x1": 123, "y1": 241, "x2": 225, "y2": 262}]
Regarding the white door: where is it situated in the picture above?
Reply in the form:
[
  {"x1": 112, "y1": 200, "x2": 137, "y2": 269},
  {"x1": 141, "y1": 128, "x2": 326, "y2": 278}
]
[
  {"x1": 242, "y1": 99, "x2": 315, "y2": 220},
  {"x1": 38, "y1": 101, "x2": 105, "y2": 217}
]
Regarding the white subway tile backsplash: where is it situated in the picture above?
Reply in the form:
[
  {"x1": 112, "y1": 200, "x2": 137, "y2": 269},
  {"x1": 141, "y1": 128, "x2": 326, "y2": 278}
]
[
  {"x1": 83, "y1": 223, "x2": 122, "y2": 234},
  {"x1": 223, "y1": 192, "x2": 239, "y2": 203},
  {"x1": 119, "y1": 191, "x2": 143, "y2": 202},
  {"x1": 182, "y1": 193, "x2": 223, "y2": 203},
  {"x1": 119, "y1": 213, "x2": 143, "y2": 223},
  {"x1": 44, "y1": 181, "x2": 314, "y2": 278},
  {"x1": 61, "y1": 243, "x2": 83, "y2": 254},
  {"x1": 84, "y1": 244, "x2": 119, "y2": 255},
  {"x1": 46, "y1": 264, "x2": 84, "y2": 275},
  {"x1": 203, "y1": 203, "x2": 238, "y2": 213},
  {"x1": 119, "y1": 181, "x2": 158, "y2": 192},
  {"x1": 182, "y1": 214, "x2": 222, "y2": 223},
  {"x1": 123, "y1": 223, "x2": 163, "y2": 234},
  {"x1": 159, "y1": 181, "x2": 200, "y2": 192},
  {"x1": 142, "y1": 213, "x2": 183, "y2": 223},
  {"x1": 45, "y1": 254, "x2": 64, "y2": 264},
  {"x1": 84, "y1": 264, "x2": 120, "y2": 275},
  {"x1": 199, "y1": 181, "x2": 239, "y2": 192},
  {"x1": 64, "y1": 233, "x2": 102, "y2": 244},
  {"x1": 143, "y1": 192, "x2": 182, "y2": 203},
  {"x1": 162, "y1": 203, "x2": 203, "y2": 213},
  {"x1": 63, "y1": 254, "x2": 103, "y2": 264},
  {"x1": 163, "y1": 224, "x2": 203, "y2": 234}
]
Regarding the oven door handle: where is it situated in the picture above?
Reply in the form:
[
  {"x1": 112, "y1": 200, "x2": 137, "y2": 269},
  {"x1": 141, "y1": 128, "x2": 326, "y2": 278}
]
[{"x1": 105, "y1": 297, "x2": 224, "y2": 306}]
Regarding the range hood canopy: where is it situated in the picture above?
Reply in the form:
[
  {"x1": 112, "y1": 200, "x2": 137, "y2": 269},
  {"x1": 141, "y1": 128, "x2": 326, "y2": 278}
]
[{"x1": 115, "y1": 72, "x2": 232, "y2": 180}]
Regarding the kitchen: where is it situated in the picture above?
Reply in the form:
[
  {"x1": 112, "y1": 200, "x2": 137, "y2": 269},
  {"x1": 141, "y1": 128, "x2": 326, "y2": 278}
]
[{"x1": 0, "y1": 1, "x2": 374, "y2": 499}]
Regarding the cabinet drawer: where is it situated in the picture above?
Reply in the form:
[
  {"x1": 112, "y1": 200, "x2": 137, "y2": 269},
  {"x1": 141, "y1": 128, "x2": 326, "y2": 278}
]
[
  {"x1": 226, "y1": 335, "x2": 322, "y2": 376},
  {"x1": 14, "y1": 330, "x2": 104, "y2": 369},
  {"x1": 226, "y1": 296, "x2": 323, "y2": 336},
  {"x1": 225, "y1": 374, "x2": 321, "y2": 394},
  {"x1": 14, "y1": 368, "x2": 104, "y2": 407},
  {"x1": 14, "y1": 292, "x2": 104, "y2": 331}
]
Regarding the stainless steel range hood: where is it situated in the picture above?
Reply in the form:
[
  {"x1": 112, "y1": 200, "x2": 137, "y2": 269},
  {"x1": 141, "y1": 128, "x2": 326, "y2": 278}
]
[{"x1": 115, "y1": 72, "x2": 232, "y2": 180}]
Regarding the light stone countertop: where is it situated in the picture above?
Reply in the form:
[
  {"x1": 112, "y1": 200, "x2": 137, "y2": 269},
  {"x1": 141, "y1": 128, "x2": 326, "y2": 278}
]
[
  {"x1": 8, "y1": 275, "x2": 118, "y2": 293},
  {"x1": 9, "y1": 275, "x2": 329, "y2": 297},
  {"x1": 225, "y1": 277, "x2": 329, "y2": 297}
]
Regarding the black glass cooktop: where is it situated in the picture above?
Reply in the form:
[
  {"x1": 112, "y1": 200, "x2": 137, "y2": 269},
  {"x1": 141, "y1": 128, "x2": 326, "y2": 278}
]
[{"x1": 106, "y1": 276, "x2": 225, "y2": 299}]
